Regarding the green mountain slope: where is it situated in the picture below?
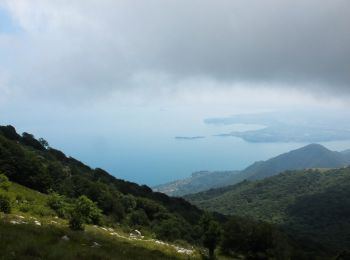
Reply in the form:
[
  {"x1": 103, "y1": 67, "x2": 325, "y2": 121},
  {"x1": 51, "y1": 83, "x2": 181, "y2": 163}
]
[
  {"x1": 155, "y1": 144, "x2": 350, "y2": 196},
  {"x1": 153, "y1": 170, "x2": 240, "y2": 197},
  {"x1": 0, "y1": 181, "x2": 200, "y2": 259},
  {"x1": 1, "y1": 124, "x2": 345, "y2": 258},
  {"x1": 0, "y1": 125, "x2": 205, "y2": 243},
  {"x1": 242, "y1": 144, "x2": 350, "y2": 180},
  {"x1": 186, "y1": 167, "x2": 350, "y2": 253}
]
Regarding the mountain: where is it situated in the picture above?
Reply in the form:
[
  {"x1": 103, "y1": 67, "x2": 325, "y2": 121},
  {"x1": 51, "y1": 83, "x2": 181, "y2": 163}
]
[
  {"x1": 186, "y1": 167, "x2": 350, "y2": 254},
  {"x1": 242, "y1": 143, "x2": 350, "y2": 180},
  {"x1": 0, "y1": 125, "x2": 203, "y2": 243},
  {"x1": 1, "y1": 124, "x2": 309, "y2": 259},
  {"x1": 153, "y1": 170, "x2": 240, "y2": 196},
  {"x1": 342, "y1": 149, "x2": 350, "y2": 156},
  {"x1": 154, "y1": 144, "x2": 350, "y2": 196}
]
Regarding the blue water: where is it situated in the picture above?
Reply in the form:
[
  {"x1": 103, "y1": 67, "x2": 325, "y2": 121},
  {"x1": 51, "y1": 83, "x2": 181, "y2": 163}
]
[{"x1": 4, "y1": 106, "x2": 350, "y2": 186}]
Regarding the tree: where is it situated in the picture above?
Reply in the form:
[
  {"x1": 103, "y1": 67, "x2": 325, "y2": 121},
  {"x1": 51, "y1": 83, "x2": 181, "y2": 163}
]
[
  {"x1": 73, "y1": 195, "x2": 102, "y2": 225},
  {"x1": 0, "y1": 194, "x2": 11, "y2": 214},
  {"x1": 47, "y1": 192, "x2": 67, "y2": 218},
  {"x1": 69, "y1": 211, "x2": 84, "y2": 230},
  {"x1": 199, "y1": 213, "x2": 222, "y2": 259},
  {"x1": 0, "y1": 173, "x2": 10, "y2": 191},
  {"x1": 69, "y1": 195, "x2": 102, "y2": 231},
  {"x1": 38, "y1": 138, "x2": 49, "y2": 149},
  {"x1": 21, "y1": 132, "x2": 45, "y2": 150},
  {"x1": 128, "y1": 209, "x2": 149, "y2": 227}
]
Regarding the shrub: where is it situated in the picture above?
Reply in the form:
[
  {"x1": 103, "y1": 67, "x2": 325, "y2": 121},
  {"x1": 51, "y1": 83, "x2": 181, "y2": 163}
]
[
  {"x1": 69, "y1": 212, "x2": 84, "y2": 231},
  {"x1": 47, "y1": 192, "x2": 67, "y2": 218},
  {"x1": 0, "y1": 194, "x2": 11, "y2": 213},
  {"x1": 33, "y1": 205, "x2": 55, "y2": 217},
  {"x1": 73, "y1": 195, "x2": 102, "y2": 225},
  {"x1": 69, "y1": 195, "x2": 102, "y2": 230},
  {"x1": 19, "y1": 204, "x2": 30, "y2": 213},
  {"x1": 0, "y1": 174, "x2": 10, "y2": 191}
]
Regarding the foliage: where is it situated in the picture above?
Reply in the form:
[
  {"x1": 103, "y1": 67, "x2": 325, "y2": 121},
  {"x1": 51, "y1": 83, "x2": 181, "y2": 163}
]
[
  {"x1": 188, "y1": 167, "x2": 350, "y2": 255},
  {"x1": 0, "y1": 173, "x2": 10, "y2": 191},
  {"x1": 128, "y1": 209, "x2": 150, "y2": 227},
  {"x1": 69, "y1": 211, "x2": 84, "y2": 231},
  {"x1": 0, "y1": 193, "x2": 11, "y2": 213},
  {"x1": 199, "y1": 213, "x2": 222, "y2": 259},
  {"x1": 0, "y1": 124, "x2": 327, "y2": 258},
  {"x1": 0, "y1": 126, "x2": 203, "y2": 244},
  {"x1": 47, "y1": 192, "x2": 68, "y2": 218},
  {"x1": 71, "y1": 195, "x2": 102, "y2": 226}
]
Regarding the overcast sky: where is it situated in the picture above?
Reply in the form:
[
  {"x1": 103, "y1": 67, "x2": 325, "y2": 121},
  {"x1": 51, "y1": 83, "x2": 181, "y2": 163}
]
[
  {"x1": 0, "y1": 1, "x2": 349, "y2": 184},
  {"x1": 0, "y1": 0, "x2": 349, "y2": 103}
]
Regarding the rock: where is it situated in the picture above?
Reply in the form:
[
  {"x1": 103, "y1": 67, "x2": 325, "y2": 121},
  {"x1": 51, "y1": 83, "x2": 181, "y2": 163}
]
[
  {"x1": 10, "y1": 220, "x2": 19, "y2": 225},
  {"x1": 91, "y1": 242, "x2": 101, "y2": 248},
  {"x1": 34, "y1": 220, "x2": 41, "y2": 226},
  {"x1": 130, "y1": 229, "x2": 142, "y2": 237},
  {"x1": 61, "y1": 235, "x2": 70, "y2": 241}
]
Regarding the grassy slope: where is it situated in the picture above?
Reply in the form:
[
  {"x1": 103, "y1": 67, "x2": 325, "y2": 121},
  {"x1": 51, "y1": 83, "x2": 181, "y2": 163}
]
[{"x1": 0, "y1": 182, "x2": 201, "y2": 260}]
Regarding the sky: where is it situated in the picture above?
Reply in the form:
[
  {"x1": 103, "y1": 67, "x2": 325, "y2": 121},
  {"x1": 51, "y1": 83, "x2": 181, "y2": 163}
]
[{"x1": 0, "y1": 1, "x2": 349, "y2": 185}]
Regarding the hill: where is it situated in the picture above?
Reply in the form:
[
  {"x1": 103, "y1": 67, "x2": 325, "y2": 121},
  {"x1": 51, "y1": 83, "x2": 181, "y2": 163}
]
[
  {"x1": 185, "y1": 167, "x2": 350, "y2": 254},
  {"x1": 1, "y1": 124, "x2": 308, "y2": 259},
  {"x1": 153, "y1": 171, "x2": 240, "y2": 197},
  {"x1": 154, "y1": 144, "x2": 350, "y2": 196},
  {"x1": 0, "y1": 125, "x2": 205, "y2": 242},
  {"x1": 0, "y1": 181, "x2": 200, "y2": 259}
]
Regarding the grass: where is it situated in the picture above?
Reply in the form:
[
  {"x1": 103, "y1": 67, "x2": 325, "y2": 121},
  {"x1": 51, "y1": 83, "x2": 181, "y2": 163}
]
[{"x1": 0, "y1": 182, "x2": 201, "y2": 260}]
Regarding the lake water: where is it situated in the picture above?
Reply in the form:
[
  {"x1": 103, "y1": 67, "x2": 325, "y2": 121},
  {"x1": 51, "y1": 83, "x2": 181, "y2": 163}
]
[{"x1": 9, "y1": 106, "x2": 350, "y2": 186}]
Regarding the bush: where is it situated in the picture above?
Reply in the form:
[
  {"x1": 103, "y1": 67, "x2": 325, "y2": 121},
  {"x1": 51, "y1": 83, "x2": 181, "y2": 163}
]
[
  {"x1": 69, "y1": 212, "x2": 84, "y2": 231},
  {"x1": 0, "y1": 174, "x2": 10, "y2": 191},
  {"x1": 73, "y1": 195, "x2": 102, "y2": 225},
  {"x1": 47, "y1": 192, "x2": 68, "y2": 218},
  {"x1": 69, "y1": 195, "x2": 102, "y2": 231},
  {"x1": 0, "y1": 194, "x2": 11, "y2": 213},
  {"x1": 19, "y1": 204, "x2": 30, "y2": 213},
  {"x1": 33, "y1": 205, "x2": 55, "y2": 217}
]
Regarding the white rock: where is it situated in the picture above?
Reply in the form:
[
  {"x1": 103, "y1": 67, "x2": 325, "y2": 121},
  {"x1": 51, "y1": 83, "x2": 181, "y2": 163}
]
[
  {"x1": 91, "y1": 242, "x2": 101, "y2": 248},
  {"x1": 61, "y1": 235, "x2": 70, "y2": 241}
]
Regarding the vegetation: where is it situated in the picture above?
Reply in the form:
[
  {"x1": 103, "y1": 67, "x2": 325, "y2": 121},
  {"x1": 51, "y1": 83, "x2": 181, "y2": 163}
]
[
  {"x1": 1, "y1": 124, "x2": 344, "y2": 259},
  {"x1": 155, "y1": 144, "x2": 350, "y2": 196},
  {"x1": 186, "y1": 167, "x2": 350, "y2": 255}
]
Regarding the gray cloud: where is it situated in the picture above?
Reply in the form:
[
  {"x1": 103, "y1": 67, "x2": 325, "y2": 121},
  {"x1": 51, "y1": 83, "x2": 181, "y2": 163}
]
[{"x1": 1, "y1": 0, "x2": 349, "y2": 98}]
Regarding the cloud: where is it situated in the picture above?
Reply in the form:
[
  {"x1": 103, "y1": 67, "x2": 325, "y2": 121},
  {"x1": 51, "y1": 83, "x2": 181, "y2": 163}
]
[{"x1": 0, "y1": 0, "x2": 349, "y2": 100}]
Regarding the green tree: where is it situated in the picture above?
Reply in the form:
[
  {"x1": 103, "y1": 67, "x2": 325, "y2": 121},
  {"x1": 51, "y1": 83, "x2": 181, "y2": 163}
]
[
  {"x1": 0, "y1": 173, "x2": 10, "y2": 191},
  {"x1": 200, "y1": 213, "x2": 222, "y2": 259},
  {"x1": 47, "y1": 192, "x2": 67, "y2": 218},
  {"x1": 0, "y1": 194, "x2": 11, "y2": 214},
  {"x1": 128, "y1": 209, "x2": 149, "y2": 227},
  {"x1": 69, "y1": 211, "x2": 84, "y2": 230},
  {"x1": 73, "y1": 195, "x2": 102, "y2": 225},
  {"x1": 69, "y1": 195, "x2": 102, "y2": 231}
]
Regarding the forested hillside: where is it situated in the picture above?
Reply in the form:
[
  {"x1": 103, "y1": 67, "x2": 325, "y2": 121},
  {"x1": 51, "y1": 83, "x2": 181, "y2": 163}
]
[
  {"x1": 0, "y1": 124, "x2": 313, "y2": 259},
  {"x1": 155, "y1": 144, "x2": 350, "y2": 196},
  {"x1": 186, "y1": 167, "x2": 350, "y2": 254}
]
